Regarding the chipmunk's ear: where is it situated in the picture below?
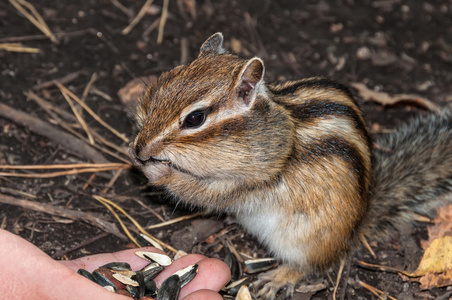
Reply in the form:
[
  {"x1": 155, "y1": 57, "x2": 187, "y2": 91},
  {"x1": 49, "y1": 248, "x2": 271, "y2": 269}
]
[
  {"x1": 199, "y1": 32, "x2": 224, "y2": 56},
  {"x1": 235, "y1": 57, "x2": 265, "y2": 107}
]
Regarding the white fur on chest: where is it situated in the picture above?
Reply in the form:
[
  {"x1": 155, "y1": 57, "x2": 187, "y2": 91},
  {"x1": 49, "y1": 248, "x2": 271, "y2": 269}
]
[{"x1": 236, "y1": 207, "x2": 311, "y2": 268}]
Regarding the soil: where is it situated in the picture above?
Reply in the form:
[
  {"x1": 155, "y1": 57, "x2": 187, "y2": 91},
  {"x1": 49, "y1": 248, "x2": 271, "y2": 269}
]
[{"x1": 1, "y1": 0, "x2": 452, "y2": 299}]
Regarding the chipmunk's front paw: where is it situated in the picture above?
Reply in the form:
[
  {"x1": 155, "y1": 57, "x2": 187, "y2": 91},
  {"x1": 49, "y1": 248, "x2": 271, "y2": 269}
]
[{"x1": 254, "y1": 265, "x2": 304, "y2": 299}]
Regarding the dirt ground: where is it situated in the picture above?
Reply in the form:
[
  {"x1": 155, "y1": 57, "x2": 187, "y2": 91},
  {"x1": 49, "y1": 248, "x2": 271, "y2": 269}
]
[{"x1": 1, "y1": 0, "x2": 452, "y2": 299}]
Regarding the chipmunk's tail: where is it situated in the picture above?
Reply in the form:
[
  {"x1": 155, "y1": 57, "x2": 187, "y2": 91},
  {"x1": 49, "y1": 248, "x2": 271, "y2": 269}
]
[{"x1": 363, "y1": 105, "x2": 452, "y2": 240}]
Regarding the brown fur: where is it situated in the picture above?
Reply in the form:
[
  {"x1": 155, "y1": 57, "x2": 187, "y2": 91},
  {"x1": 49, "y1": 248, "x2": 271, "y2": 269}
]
[{"x1": 130, "y1": 33, "x2": 452, "y2": 299}]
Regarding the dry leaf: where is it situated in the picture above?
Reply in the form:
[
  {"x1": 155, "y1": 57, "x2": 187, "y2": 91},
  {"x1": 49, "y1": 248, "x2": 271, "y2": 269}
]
[
  {"x1": 421, "y1": 204, "x2": 452, "y2": 249},
  {"x1": 408, "y1": 236, "x2": 452, "y2": 277},
  {"x1": 351, "y1": 82, "x2": 440, "y2": 111},
  {"x1": 230, "y1": 37, "x2": 242, "y2": 53},
  {"x1": 401, "y1": 236, "x2": 452, "y2": 290},
  {"x1": 418, "y1": 269, "x2": 452, "y2": 290},
  {"x1": 117, "y1": 75, "x2": 157, "y2": 117},
  {"x1": 358, "y1": 233, "x2": 452, "y2": 290}
]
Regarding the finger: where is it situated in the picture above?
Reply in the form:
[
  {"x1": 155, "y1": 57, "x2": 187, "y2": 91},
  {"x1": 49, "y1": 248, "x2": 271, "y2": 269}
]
[
  {"x1": 62, "y1": 248, "x2": 230, "y2": 299},
  {"x1": 60, "y1": 247, "x2": 165, "y2": 272},
  {"x1": 153, "y1": 255, "x2": 230, "y2": 298},
  {"x1": 177, "y1": 258, "x2": 231, "y2": 298},
  {"x1": 0, "y1": 229, "x2": 129, "y2": 300},
  {"x1": 182, "y1": 289, "x2": 224, "y2": 300}
]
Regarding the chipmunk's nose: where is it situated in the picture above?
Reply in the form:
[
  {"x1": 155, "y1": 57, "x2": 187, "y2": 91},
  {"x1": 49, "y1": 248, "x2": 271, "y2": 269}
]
[
  {"x1": 128, "y1": 142, "x2": 149, "y2": 166},
  {"x1": 129, "y1": 142, "x2": 169, "y2": 166}
]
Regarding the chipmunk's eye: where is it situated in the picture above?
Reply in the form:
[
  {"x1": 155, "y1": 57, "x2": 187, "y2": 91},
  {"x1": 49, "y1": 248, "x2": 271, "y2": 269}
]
[{"x1": 182, "y1": 110, "x2": 206, "y2": 128}]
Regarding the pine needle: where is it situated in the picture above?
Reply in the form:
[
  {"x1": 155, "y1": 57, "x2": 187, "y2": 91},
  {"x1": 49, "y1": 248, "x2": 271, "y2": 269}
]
[
  {"x1": 96, "y1": 198, "x2": 139, "y2": 247},
  {"x1": 54, "y1": 81, "x2": 129, "y2": 143},
  {"x1": 122, "y1": 0, "x2": 154, "y2": 35},
  {"x1": 333, "y1": 258, "x2": 346, "y2": 300},
  {"x1": 0, "y1": 42, "x2": 40, "y2": 53},
  {"x1": 145, "y1": 212, "x2": 203, "y2": 229},
  {"x1": 9, "y1": 0, "x2": 57, "y2": 43},
  {"x1": 359, "y1": 280, "x2": 397, "y2": 300},
  {"x1": 157, "y1": 0, "x2": 169, "y2": 44},
  {"x1": 0, "y1": 163, "x2": 128, "y2": 170},
  {"x1": 359, "y1": 233, "x2": 376, "y2": 258},
  {"x1": 59, "y1": 85, "x2": 95, "y2": 144},
  {"x1": 0, "y1": 166, "x2": 129, "y2": 178},
  {"x1": 94, "y1": 195, "x2": 177, "y2": 253}
]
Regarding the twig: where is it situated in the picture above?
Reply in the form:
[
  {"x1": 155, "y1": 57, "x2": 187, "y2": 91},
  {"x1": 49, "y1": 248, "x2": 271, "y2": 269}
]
[
  {"x1": 0, "y1": 194, "x2": 127, "y2": 240},
  {"x1": 97, "y1": 33, "x2": 120, "y2": 54},
  {"x1": 102, "y1": 168, "x2": 124, "y2": 194},
  {"x1": 25, "y1": 90, "x2": 76, "y2": 122},
  {"x1": 356, "y1": 260, "x2": 410, "y2": 276},
  {"x1": 57, "y1": 121, "x2": 131, "y2": 164},
  {"x1": 90, "y1": 87, "x2": 113, "y2": 102},
  {"x1": 55, "y1": 81, "x2": 130, "y2": 143},
  {"x1": 9, "y1": 0, "x2": 58, "y2": 43},
  {"x1": 122, "y1": 0, "x2": 154, "y2": 35},
  {"x1": 0, "y1": 187, "x2": 36, "y2": 199},
  {"x1": 51, "y1": 232, "x2": 109, "y2": 258},
  {"x1": 226, "y1": 238, "x2": 244, "y2": 263},
  {"x1": 131, "y1": 197, "x2": 165, "y2": 222},
  {"x1": 110, "y1": 0, "x2": 134, "y2": 19},
  {"x1": 32, "y1": 70, "x2": 87, "y2": 91},
  {"x1": 82, "y1": 173, "x2": 97, "y2": 190},
  {"x1": 339, "y1": 259, "x2": 351, "y2": 300},
  {"x1": 146, "y1": 212, "x2": 203, "y2": 229},
  {"x1": 39, "y1": 80, "x2": 118, "y2": 153},
  {"x1": 0, "y1": 102, "x2": 108, "y2": 163},
  {"x1": 333, "y1": 258, "x2": 346, "y2": 300},
  {"x1": 81, "y1": 72, "x2": 98, "y2": 103},
  {"x1": 90, "y1": 130, "x2": 129, "y2": 157},
  {"x1": 180, "y1": 37, "x2": 188, "y2": 64},
  {"x1": 25, "y1": 93, "x2": 65, "y2": 125},
  {"x1": 0, "y1": 28, "x2": 96, "y2": 43},
  {"x1": 359, "y1": 233, "x2": 376, "y2": 258},
  {"x1": 358, "y1": 280, "x2": 397, "y2": 300},
  {"x1": 142, "y1": 17, "x2": 160, "y2": 38},
  {"x1": 59, "y1": 85, "x2": 95, "y2": 144},
  {"x1": 157, "y1": 0, "x2": 169, "y2": 44}
]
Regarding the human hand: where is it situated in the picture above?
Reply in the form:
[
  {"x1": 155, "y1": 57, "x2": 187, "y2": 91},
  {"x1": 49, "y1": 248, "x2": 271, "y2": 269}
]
[{"x1": 0, "y1": 229, "x2": 230, "y2": 300}]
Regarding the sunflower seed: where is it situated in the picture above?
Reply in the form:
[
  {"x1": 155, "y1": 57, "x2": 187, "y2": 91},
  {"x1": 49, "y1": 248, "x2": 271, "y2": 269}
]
[
  {"x1": 173, "y1": 264, "x2": 198, "y2": 288},
  {"x1": 157, "y1": 274, "x2": 180, "y2": 300},
  {"x1": 134, "y1": 268, "x2": 146, "y2": 298},
  {"x1": 93, "y1": 271, "x2": 117, "y2": 292},
  {"x1": 243, "y1": 258, "x2": 277, "y2": 274},
  {"x1": 100, "y1": 262, "x2": 131, "y2": 271},
  {"x1": 235, "y1": 285, "x2": 252, "y2": 300},
  {"x1": 136, "y1": 233, "x2": 163, "y2": 250},
  {"x1": 225, "y1": 277, "x2": 251, "y2": 296},
  {"x1": 77, "y1": 269, "x2": 96, "y2": 283},
  {"x1": 135, "y1": 251, "x2": 172, "y2": 266},
  {"x1": 112, "y1": 273, "x2": 139, "y2": 286},
  {"x1": 103, "y1": 285, "x2": 116, "y2": 292},
  {"x1": 144, "y1": 279, "x2": 157, "y2": 296},
  {"x1": 125, "y1": 285, "x2": 139, "y2": 298},
  {"x1": 224, "y1": 252, "x2": 241, "y2": 281}
]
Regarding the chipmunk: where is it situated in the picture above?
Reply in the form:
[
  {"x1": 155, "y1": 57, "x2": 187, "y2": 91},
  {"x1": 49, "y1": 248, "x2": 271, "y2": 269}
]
[{"x1": 129, "y1": 33, "x2": 452, "y2": 299}]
